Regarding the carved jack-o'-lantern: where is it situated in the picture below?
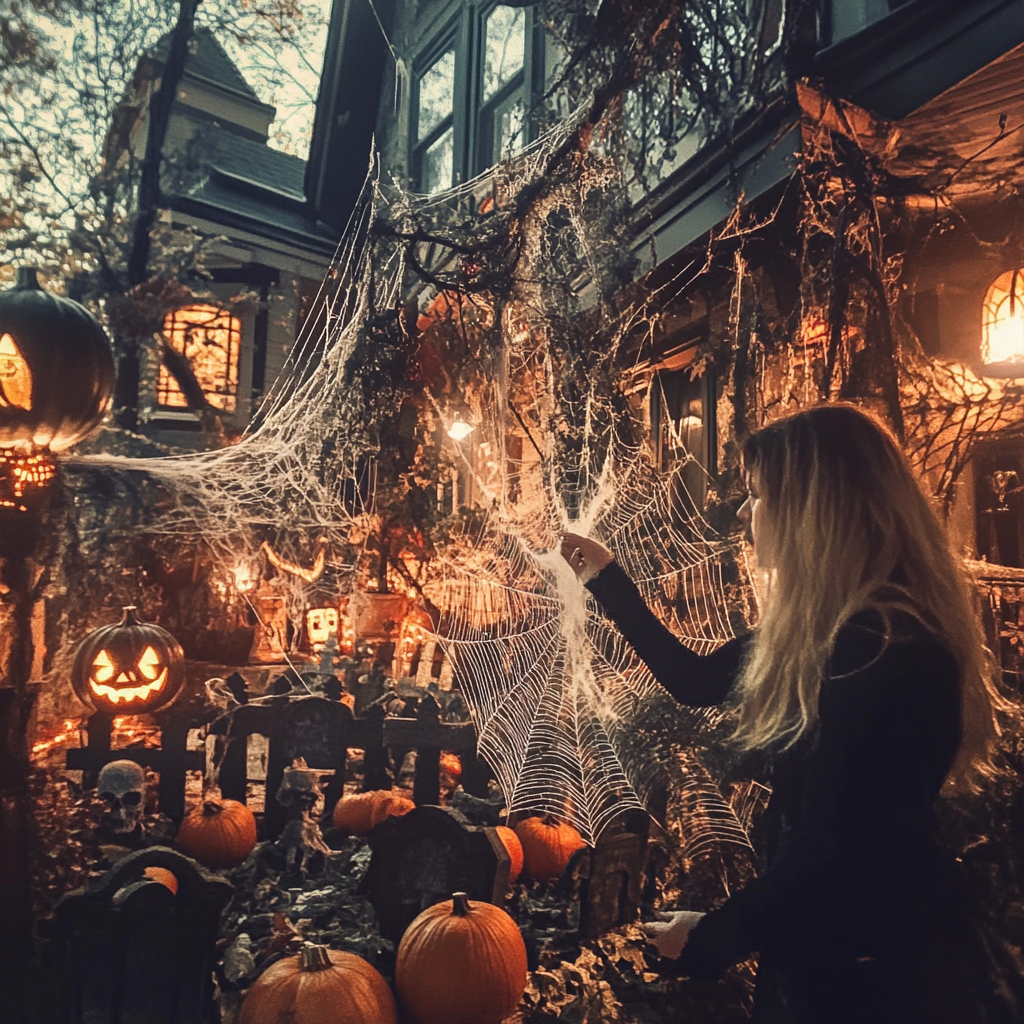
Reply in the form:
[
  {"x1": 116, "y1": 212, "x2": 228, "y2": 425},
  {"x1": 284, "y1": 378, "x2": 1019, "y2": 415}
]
[
  {"x1": 0, "y1": 267, "x2": 115, "y2": 452},
  {"x1": 306, "y1": 606, "x2": 339, "y2": 649},
  {"x1": 71, "y1": 607, "x2": 185, "y2": 713}
]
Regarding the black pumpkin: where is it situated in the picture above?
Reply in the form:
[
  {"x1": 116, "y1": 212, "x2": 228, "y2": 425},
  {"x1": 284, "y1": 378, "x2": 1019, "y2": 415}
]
[
  {"x1": 0, "y1": 267, "x2": 115, "y2": 452},
  {"x1": 71, "y1": 607, "x2": 185, "y2": 713}
]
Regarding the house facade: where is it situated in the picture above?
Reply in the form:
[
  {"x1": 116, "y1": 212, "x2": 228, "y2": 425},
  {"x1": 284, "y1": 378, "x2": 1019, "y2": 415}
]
[{"x1": 115, "y1": 29, "x2": 340, "y2": 446}]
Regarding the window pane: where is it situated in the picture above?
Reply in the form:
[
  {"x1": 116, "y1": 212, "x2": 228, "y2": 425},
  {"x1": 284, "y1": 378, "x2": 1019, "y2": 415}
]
[
  {"x1": 418, "y1": 49, "x2": 456, "y2": 141},
  {"x1": 159, "y1": 304, "x2": 240, "y2": 411},
  {"x1": 483, "y1": 6, "x2": 525, "y2": 102},
  {"x1": 493, "y1": 95, "x2": 525, "y2": 163},
  {"x1": 422, "y1": 127, "x2": 454, "y2": 193}
]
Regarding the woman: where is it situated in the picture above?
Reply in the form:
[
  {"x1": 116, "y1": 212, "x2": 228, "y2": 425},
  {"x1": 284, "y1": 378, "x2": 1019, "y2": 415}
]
[{"x1": 561, "y1": 404, "x2": 1006, "y2": 1024}]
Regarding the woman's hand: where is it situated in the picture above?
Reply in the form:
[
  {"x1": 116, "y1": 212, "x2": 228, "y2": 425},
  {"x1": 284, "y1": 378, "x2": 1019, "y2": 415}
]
[
  {"x1": 642, "y1": 910, "x2": 706, "y2": 959},
  {"x1": 559, "y1": 532, "x2": 614, "y2": 582}
]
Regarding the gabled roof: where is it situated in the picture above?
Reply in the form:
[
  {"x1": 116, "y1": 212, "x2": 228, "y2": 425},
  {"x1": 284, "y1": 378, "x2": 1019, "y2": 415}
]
[
  {"x1": 152, "y1": 26, "x2": 262, "y2": 104},
  {"x1": 210, "y1": 133, "x2": 307, "y2": 201}
]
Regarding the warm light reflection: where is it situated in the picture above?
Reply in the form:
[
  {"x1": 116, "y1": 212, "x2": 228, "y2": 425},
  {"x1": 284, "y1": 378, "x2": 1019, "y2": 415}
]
[
  {"x1": 31, "y1": 719, "x2": 79, "y2": 759},
  {"x1": 231, "y1": 562, "x2": 257, "y2": 592},
  {"x1": 982, "y1": 270, "x2": 1024, "y2": 366}
]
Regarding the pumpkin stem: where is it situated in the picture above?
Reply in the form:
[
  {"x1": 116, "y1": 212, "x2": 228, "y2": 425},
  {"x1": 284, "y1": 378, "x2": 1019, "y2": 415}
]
[
  {"x1": 201, "y1": 800, "x2": 224, "y2": 816},
  {"x1": 298, "y1": 945, "x2": 333, "y2": 972},
  {"x1": 451, "y1": 892, "x2": 470, "y2": 917},
  {"x1": 541, "y1": 814, "x2": 560, "y2": 827},
  {"x1": 15, "y1": 267, "x2": 41, "y2": 290},
  {"x1": 120, "y1": 606, "x2": 141, "y2": 626}
]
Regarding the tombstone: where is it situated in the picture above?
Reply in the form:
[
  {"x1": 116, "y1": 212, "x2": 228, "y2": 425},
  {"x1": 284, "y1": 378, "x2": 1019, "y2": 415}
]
[
  {"x1": 365, "y1": 806, "x2": 510, "y2": 941},
  {"x1": 263, "y1": 697, "x2": 353, "y2": 838},
  {"x1": 41, "y1": 847, "x2": 232, "y2": 1024},
  {"x1": 575, "y1": 809, "x2": 650, "y2": 940}
]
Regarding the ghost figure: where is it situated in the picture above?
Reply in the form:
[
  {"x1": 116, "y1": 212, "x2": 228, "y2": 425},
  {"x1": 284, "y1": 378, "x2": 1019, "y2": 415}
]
[{"x1": 97, "y1": 759, "x2": 147, "y2": 834}]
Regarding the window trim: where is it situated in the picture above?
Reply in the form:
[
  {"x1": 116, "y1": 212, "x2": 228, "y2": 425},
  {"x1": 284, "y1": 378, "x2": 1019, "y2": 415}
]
[{"x1": 409, "y1": 3, "x2": 542, "y2": 193}]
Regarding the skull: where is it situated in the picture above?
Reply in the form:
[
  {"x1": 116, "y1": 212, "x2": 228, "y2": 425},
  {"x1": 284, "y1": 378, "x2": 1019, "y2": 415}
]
[{"x1": 97, "y1": 759, "x2": 146, "y2": 834}]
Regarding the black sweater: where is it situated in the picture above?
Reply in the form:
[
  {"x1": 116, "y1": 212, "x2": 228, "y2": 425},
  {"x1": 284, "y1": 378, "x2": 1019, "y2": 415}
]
[{"x1": 587, "y1": 561, "x2": 985, "y2": 1022}]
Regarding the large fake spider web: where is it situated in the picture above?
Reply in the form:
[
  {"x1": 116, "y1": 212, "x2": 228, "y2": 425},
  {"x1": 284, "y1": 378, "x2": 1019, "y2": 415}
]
[
  {"x1": 428, "y1": 448, "x2": 745, "y2": 843},
  {"x1": 70, "y1": 103, "x2": 750, "y2": 845}
]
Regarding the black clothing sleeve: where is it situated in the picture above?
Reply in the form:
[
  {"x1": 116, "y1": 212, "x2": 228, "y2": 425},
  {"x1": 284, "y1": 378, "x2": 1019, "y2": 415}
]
[
  {"x1": 585, "y1": 562, "x2": 963, "y2": 983},
  {"x1": 585, "y1": 560, "x2": 748, "y2": 707}
]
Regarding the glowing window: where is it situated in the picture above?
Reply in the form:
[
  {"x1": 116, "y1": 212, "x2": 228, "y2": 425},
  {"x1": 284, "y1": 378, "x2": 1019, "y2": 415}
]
[
  {"x1": 159, "y1": 305, "x2": 241, "y2": 411},
  {"x1": 982, "y1": 270, "x2": 1024, "y2": 367}
]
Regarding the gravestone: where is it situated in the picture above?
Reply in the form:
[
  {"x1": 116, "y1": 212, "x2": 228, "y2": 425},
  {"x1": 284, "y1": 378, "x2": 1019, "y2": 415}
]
[
  {"x1": 41, "y1": 847, "x2": 232, "y2": 1024},
  {"x1": 366, "y1": 805, "x2": 510, "y2": 941},
  {"x1": 264, "y1": 696, "x2": 353, "y2": 838},
  {"x1": 575, "y1": 808, "x2": 650, "y2": 939}
]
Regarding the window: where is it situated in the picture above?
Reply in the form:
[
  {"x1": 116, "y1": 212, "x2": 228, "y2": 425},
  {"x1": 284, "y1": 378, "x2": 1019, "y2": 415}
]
[
  {"x1": 414, "y1": 46, "x2": 457, "y2": 195},
  {"x1": 650, "y1": 366, "x2": 716, "y2": 524},
  {"x1": 159, "y1": 304, "x2": 241, "y2": 411},
  {"x1": 411, "y1": 4, "x2": 539, "y2": 194},
  {"x1": 982, "y1": 270, "x2": 1024, "y2": 368},
  {"x1": 478, "y1": 5, "x2": 527, "y2": 166}
]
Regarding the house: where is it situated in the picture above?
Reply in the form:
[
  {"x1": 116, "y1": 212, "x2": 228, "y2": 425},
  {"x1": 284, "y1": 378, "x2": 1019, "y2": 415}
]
[
  {"x1": 114, "y1": 28, "x2": 340, "y2": 446},
  {"x1": 307, "y1": 0, "x2": 1024, "y2": 585}
]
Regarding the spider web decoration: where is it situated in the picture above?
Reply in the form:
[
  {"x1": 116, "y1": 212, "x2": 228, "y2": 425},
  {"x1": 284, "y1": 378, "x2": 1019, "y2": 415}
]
[
  {"x1": 427, "y1": 445, "x2": 746, "y2": 844},
  {"x1": 66, "y1": 91, "x2": 755, "y2": 845}
]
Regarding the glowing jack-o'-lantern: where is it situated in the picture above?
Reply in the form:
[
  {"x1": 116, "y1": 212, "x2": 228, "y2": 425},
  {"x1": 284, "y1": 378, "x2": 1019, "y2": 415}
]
[
  {"x1": 71, "y1": 607, "x2": 185, "y2": 714},
  {"x1": 306, "y1": 606, "x2": 339, "y2": 649},
  {"x1": 0, "y1": 267, "x2": 114, "y2": 453}
]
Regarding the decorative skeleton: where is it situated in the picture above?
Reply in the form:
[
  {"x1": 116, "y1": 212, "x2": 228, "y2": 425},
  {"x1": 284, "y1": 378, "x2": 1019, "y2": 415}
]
[
  {"x1": 97, "y1": 759, "x2": 147, "y2": 834},
  {"x1": 275, "y1": 758, "x2": 332, "y2": 876}
]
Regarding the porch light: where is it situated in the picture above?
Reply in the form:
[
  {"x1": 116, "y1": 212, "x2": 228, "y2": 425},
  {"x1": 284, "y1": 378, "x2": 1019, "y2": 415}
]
[
  {"x1": 982, "y1": 269, "x2": 1024, "y2": 367},
  {"x1": 447, "y1": 410, "x2": 475, "y2": 441}
]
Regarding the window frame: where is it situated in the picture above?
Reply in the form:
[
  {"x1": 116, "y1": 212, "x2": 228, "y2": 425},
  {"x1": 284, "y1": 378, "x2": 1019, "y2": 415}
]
[
  {"x1": 158, "y1": 303, "x2": 243, "y2": 414},
  {"x1": 409, "y1": 3, "x2": 542, "y2": 194}
]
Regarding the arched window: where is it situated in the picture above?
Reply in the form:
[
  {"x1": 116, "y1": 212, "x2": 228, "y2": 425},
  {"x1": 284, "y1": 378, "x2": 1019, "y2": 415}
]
[
  {"x1": 159, "y1": 304, "x2": 241, "y2": 411},
  {"x1": 981, "y1": 270, "x2": 1024, "y2": 367}
]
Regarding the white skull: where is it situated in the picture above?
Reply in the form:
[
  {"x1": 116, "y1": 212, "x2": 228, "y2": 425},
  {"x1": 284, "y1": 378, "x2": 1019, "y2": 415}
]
[{"x1": 97, "y1": 759, "x2": 147, "y2": 834}]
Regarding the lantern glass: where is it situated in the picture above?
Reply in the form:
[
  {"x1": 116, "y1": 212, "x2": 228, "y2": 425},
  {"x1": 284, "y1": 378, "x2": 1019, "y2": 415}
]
[{"x1": 982, "y1": 270, "x2": 1024, "y2": 366}]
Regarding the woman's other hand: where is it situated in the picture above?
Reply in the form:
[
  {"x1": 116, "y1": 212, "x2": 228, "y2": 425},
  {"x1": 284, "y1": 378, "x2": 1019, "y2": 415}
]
[
  {"x1": 560, "y1": 532, "x2": 614, "y2": 582},
  {"x1": 642, "y1": 910, "x2": 706, "y2": 959}
]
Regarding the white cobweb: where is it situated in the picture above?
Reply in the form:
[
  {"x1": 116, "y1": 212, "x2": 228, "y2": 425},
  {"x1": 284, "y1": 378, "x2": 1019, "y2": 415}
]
[{"x1": 69, "y1": 103, "x2": 752, "y2": 845}]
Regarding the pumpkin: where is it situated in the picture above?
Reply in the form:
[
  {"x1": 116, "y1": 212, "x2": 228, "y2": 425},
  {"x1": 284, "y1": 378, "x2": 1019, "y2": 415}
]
[
  {"x1": 0, "y1": 267, "x2": 114, "y2": 453},
  {"x1": 143, "y1": 866, "x2": 179, "y2": 894},
  {"x1": 439, "y1": 752, "x2": 462, "y2": 781},
  {"x1": 495, "y1": 825, "x2": 524, "y2": 884},
  {"x1": 176, "y1": 795, "x2": 257, "y2": 868},
  {"x1": 514, "y1": 816, "x2": 587, "y2": 881},
  {"x1": 239, "y1": 944, "x2": 397, "y2": 1024},
  {"x1": 369, "y1": 793, "x2": 415, "y2": 828},
  {"x1": 332, "y1": 790, "x2": 393, "y2": 834},
  {"x1": 71, "y1": 607, "x2": 185, "y2": 714},
  {"x1": 396, "y1": 893, "x2": 527, "y2": 1024}
]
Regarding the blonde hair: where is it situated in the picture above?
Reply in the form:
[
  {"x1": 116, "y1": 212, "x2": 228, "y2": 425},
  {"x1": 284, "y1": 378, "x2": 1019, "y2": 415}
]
[{"x1": 732, "y1": 403, "x2": 1007, "y2": 792}]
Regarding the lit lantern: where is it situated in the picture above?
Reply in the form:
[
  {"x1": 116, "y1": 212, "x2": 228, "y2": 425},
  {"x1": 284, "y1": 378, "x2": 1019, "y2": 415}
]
[
  {"x1": 71, "y1": 607, "x2": 185, "y2": 714},
  {"x1": 0, "y1": 267, "x2": 115, "y2": 453},
  {"x1": 306, "y1": 606, "x2": 339, "y2": 650},
  {"x1": 982, "y1": 269, "x2": 1024, "y2": 368}
]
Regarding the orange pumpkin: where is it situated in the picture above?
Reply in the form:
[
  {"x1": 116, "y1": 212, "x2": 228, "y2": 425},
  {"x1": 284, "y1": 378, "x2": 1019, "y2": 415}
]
[
  {"x1": 239, "y1": 944, "x2": 397, "y2": 1024},
  {"x1": 439, "y1": 752, "x2": 462, "y2": 780},
  {"x1": 369, "y1": 793, "x2": 415, "y2": 828},
  {"x1": 142, "y1": 866, "x2": 179, "y2": 894},
  {"x1": 396, "y1": 893, "x2": 527, "y2": 1024},
  {"x1": 514, "y1": 816, "x2": 587, "y2": 881},
  {"x1": 176, "y1": 796, "x2": 257, "y2": 869},
  {"x1": 494, "y1": 825, "x2": 524, "y2": 884},
  {"x1": 331, "y1": 791, "x2": 393, "y2": 835}
]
